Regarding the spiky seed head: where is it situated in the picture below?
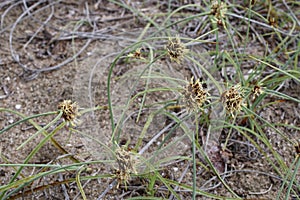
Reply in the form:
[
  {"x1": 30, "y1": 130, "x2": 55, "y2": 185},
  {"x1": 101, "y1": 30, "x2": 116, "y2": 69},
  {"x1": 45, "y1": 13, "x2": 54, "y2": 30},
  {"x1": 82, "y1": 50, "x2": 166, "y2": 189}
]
[
  {"x1": 166, "y1": 35, "x2": 188, "y2": 64},
  {"x1": 114, "y1": 146, "x2": 139, "y2": 187},
  {"x1": 114, "y1": 169, "x2": 131, "y2": 188},
  {"x1": 115, "y1": 146, "x2": 138, "y2": 174},
  {"x1": 182, "y1": 76, "x2": 209, "y2": 112},
  {"x1": 58, "y1": 100, "x2": 79, "y2": 126},
  {"x1": 220, "y1": 85, "x2": 244, "y2": 116},
  {"x1": 211, "y1": 0, "x2": 227, "y2": 25}
]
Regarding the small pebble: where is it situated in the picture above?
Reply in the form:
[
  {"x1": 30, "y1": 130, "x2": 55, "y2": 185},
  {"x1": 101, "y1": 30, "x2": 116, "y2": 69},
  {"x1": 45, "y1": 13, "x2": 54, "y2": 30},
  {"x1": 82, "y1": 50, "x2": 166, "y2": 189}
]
[{"x1": 15, "y1": 104, "x2": 21, "y2": 109}]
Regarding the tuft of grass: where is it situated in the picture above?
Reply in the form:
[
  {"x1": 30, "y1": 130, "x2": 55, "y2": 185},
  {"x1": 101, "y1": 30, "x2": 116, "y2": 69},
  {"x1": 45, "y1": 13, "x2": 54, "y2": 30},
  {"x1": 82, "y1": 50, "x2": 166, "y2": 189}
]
[{"x1": 0, "y1": 0, "x2": 299, "y2": 199}]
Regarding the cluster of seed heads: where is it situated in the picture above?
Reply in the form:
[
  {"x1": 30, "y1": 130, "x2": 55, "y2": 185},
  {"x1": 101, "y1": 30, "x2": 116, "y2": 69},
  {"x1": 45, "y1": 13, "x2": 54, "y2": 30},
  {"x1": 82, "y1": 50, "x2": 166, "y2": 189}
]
[
  {"x1": 164, "y1": 35, "x2": 246, "y2": 116},
  {"x1": 57, "y1": 100, "x2": 139, "y2": 186},
  {"x1": 211, "y1": 0, "x2": 227, "y2": 25},
  {"x1": 58, "y1": 100, "x2": 79, "y2": 126},
  {"x1": 62, "y1": 23, "x2": 251, "y2": 189},
  {"x1": 166, "y1": 35, "x2": 188, "y2": 64},
  {"x1": 182, "y1": 76, "x2": 209, "y2": 112},
  {"x1": 115, "y1": 146, "x2": 139, "y2": 187},
  {"x1": 36, "y1": 0, "x2": 277, "y2": 194},
  {"x1": 220, "y1": 85, "x2": 244, "y2": 116}
]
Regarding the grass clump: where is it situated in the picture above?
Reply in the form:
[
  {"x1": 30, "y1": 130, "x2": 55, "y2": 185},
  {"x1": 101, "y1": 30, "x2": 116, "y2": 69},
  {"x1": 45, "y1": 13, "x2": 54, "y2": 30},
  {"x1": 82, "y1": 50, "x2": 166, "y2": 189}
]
[{"x1": 0, "y1": 0, "x2": 299, "y2": 199}]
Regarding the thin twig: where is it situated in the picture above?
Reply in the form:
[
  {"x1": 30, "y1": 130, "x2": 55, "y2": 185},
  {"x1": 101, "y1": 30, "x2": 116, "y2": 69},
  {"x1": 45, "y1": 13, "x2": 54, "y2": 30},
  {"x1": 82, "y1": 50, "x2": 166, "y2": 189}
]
[
  {"x1": 227, "y1": 12, "x2": 299, "y2": 37},
  {"x1": 0, "y1": 0, "x2": 23, "y2": 31},
  {"x1": 282, "y1": 0, "x2": 300, "y2": 27},
  {"x1": 22, "y1": 1, "x2": 55, "y2": 49},
  {"x1": 58, "y1": 173, "x2": 70, "y2": 200},
  {"x1": 97, "y1": 180, "x2": 117, "y2": 200},
  {"x1": 169, "y1": 163, "x2": 189, "y2": 200},
  {"x1": 9, "y1": 1, "x2": 47, "y2": 70},
  {"x1": 249, "y1": 184, "x2": 273, "y2": 195}
]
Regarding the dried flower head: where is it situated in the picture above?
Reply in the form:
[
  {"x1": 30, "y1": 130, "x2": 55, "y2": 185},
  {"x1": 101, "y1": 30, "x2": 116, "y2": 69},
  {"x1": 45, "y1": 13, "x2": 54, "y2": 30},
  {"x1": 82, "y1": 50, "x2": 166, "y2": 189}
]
[
  {"x1": 268, "y1": 14, "x2": 278, "y2": 27},
  {"x1": 251, "y1": 85, "x2": 263, "y2": 100},
  {"x1": 166, "y1": 35, "x2": 188, "y2": 64},
  {"x1": 220, "y1": 85, "x2": 244, "y2": 116},
  {"x1": 211, "y1": 0, "x2": 227, "y2": 25},
  {"x1": 114, "y1": 146, "x2": 139, "y2": 187},
  {"x1": 128, "y1": 48, "x2": 145, "y2": 60},
  {"x1": 58, "y1": 100, "x2": 79, "y2": 126},
  {"x1": 182, "y1": 76, "x2": 209, "y2": 112},
  {"x1": 114, "y1": 169, "x2": 130, "y2": 188}
]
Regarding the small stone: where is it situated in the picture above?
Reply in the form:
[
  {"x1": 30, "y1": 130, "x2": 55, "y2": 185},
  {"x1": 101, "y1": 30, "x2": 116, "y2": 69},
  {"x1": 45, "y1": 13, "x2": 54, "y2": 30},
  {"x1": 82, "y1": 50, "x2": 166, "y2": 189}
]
[{"x1": 15, "y1": 104, "x2": 22, "y2": 109}]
